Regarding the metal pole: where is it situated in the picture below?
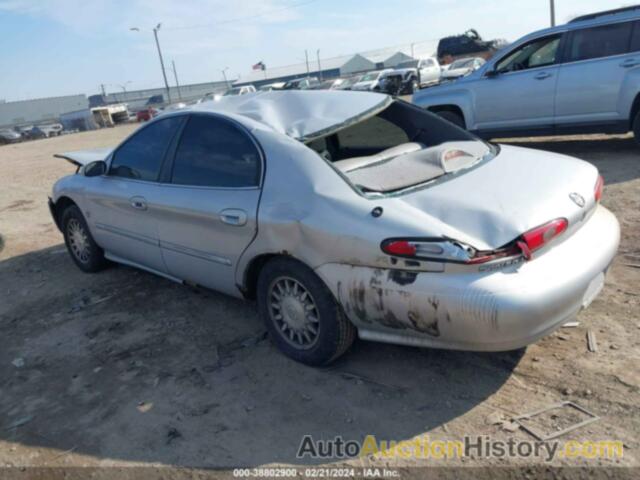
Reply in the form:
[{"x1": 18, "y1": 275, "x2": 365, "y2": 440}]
[
  {"x1": 172, "y1": 60, "x2": 182, "y2": 100},
  {"x1": 550, "y1": 0, "x2": 556, "y2": 27},
  {"x1": 305, "y1": 50, "x2": 310, "y2": 76},
  {"x1": 316, "y1": 49, "x2": 322, "y2": 81},
  {"x1": 222, "y1": 68, "x2": 230, "y2": 89},
  {"x1": 153, "y1": 25, "x2": 172, "y2": 104}
]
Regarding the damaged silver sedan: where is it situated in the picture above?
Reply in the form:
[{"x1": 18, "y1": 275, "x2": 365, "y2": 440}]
[{"x1": 49, "y1": 90, "x2": 620, "y2": 365}]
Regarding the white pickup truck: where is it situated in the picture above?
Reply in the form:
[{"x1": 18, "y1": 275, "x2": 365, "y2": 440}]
[{"x1": 395, "y1": 57, "x2": 442, "y2": 90}]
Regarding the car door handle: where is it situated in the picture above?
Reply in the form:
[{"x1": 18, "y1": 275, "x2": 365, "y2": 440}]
[
  {"x1": 620, "y1": 58, "x2": 640, "y2": 68},
  {"x1": 533, "y1": 72, "x2": 552, "y2": 80},
  {"x1": 220, "y1": 208, "x2": 248, "y2": 226},
  {"x1": 129, "y1": 196, "x2": 147, "y2": 211}
]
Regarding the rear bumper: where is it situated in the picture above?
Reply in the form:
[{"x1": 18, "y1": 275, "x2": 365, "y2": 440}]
[{"x1": 316, "y1": 205, "x2": 620, "y2": 351}]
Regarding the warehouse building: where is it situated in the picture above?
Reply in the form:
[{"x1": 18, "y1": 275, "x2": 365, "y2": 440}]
[
  {"x1": 0, "y1": 94, "x2": 88, "y2": 128},
  {"x1": 91, "y1": 81, "x2": 228, "y2": 109},
  {"x1": 233, "y1": 50, "x2": 429, "y2": 88}
]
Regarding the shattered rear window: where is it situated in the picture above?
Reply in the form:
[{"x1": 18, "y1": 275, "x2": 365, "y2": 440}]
[{"x1": 305, "y1": 100, "x2": 495, "y2": 195}]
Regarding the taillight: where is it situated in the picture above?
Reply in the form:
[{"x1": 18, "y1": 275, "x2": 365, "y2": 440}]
[
  {"x1": 518, "y1": 218, "x2": 568, "y2": 260},
  {"x1": 381, "y1": 238, "x2": 517, "y2": 265},
  {"x1": 382, "y1": 218, "x2": 569, "y2": 266},
  {"x1": 382, "y1": 240, "x2": 417, "y2": 256},
  {"x1": 594, "y1": 174, "x2": 604, "y2": 202}
]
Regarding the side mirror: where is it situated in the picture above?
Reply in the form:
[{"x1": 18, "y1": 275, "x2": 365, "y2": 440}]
[
  {"x1": 485, "y1": 68, "x2": 500, "y2": 78},
  {"x1": 84, "y1": 160, "x2": 107, "y2": 177}
]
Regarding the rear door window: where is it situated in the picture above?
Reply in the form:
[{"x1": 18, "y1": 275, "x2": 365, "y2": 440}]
[
  {"x1": 630, "y1": 21, "x2": 640, "y2": 52},
  {"x1": 566, "y1": 21, "x2": 633, "y2": 62},
  {"x1": 170, "y1": 115, "x2": 261, "y2": 188},
  {"x1": 109, "y1": 116, "x2": 183, "y2": 181}
]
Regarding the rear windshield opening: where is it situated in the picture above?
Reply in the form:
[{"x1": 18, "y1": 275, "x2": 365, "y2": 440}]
[{"x1": 305, "y1": 101, "x2": 495, "y2": 195}]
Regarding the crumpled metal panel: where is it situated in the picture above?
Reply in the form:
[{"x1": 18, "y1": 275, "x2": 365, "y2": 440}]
[{"x1": 191, "y1": 90, "x2": 392, "y2": 142}]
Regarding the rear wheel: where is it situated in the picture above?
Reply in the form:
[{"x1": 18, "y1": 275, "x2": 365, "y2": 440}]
[
  {"x1": 435, "y1": 110, "x2": 465, "y2": 129},
  {"x1": 61, "y1": 205, "x2": 107, "y2": 273},
  {"x1": 257, "y1": 258, "x2": 356, "y2": 366},
  {"x1": 633, "y1": 110, "x2": 640, "y2": 146}
]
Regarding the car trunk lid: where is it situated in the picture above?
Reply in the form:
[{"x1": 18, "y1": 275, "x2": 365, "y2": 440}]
[{"x1": 389, "y1": 144, "x2": 599, "y2": 251}]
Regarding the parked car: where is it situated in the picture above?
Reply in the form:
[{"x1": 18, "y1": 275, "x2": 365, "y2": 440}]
[
  {"x1": 136, "y1": 108, "x2": 158, "y2": 122},
  {"x1": 14, "y1": 125, "x2": 36, "y2": 139},
  {"x1": 351, "y1": 69, "x2": 394, "y2": 91},
  {"x1": 309, "y1": 78, "x2": 346, "y2": 90},
  {"x1": 26, "y1": 126, "x2": 48, "y2": 140},
  {"x1": 39, "y1": 123, "x2": 64, "y2": 137},
  {"x1": 281, "y1": 77, "x2": 320, "y2": 90},
  {"x1": 378, "y1": 70, "x2": 416, "y2": 96},
  {"x1": 0, "y1": 128, "x2": 22, "y2": 144},
  {"x1": 440, "y1": 57, "x2": 486, "y2": 81},
  {"x1": 414, "y1": 6, "x2": 640, "y2": 142},
  {"x1": 332, "y1": 75, "x2": 363, "y2": 90},
  {"x1": 394, "y1": 57, "x2": 442, "y2": 90},
  {"x1": 258, "y1": 82, "x2": 285, "y2": 91},
  {"x1": 222, "y1": 85, "x2": 257, "y2": 97},
  {"x1": 437, "y1": 29, "x2": 498, "y2": 62},
  {"x1": 49, "y1": 90, "x2": 619, "y2": 365}
]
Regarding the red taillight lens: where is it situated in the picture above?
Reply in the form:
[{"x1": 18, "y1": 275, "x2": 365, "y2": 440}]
[
  {"x1": 519, "y1": 218, "x2": 568, "y2": 259},
  {"x1": 594, "y1": 174, "x2": 604, "y2": 202},
  {"x1": 382, "y1": 240, "x2": 417, "y2": 256}
]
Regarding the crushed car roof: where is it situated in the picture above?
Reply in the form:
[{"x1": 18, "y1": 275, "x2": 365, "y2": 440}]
[{"x1": 190, "y1": 90, "x2": 392, "y2": 142}]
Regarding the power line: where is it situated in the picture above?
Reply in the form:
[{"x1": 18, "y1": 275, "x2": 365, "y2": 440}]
[{"x1": 165, "y1": 0, "x2": 319, "y2": 31}]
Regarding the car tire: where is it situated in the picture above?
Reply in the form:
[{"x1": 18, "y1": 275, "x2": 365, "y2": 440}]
[
  {"x1": 257, "y1": 257, "x2": 356, "y2": 366},
  {"x1": 61, "y1": 205, "x2": 107, "y2": 273},
  {"x1": 435, "y1": 110, "x2": 465, "y2": 129},
  {"x1": 633, "y1": 110, "x2": 640, "y2": 146}
]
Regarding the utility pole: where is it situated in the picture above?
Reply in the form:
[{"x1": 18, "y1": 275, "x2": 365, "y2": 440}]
[
  {"x1": 100, "y1": 84, "x2": 106, "y2": 97},
  {"x1": 153, "y1": 24, "x2": 172, "y2": 104},
  {"x1": 130, "y1": 24, "x2": 172, "y2": 104},
  {"x1": 305, "y1": 50, "x2": 310, "y2": 76},
  {"x1": 222, "y1": 67, "x2": 230, "y2": 90},
  {"x1": 171, "y1": 60, "x2": 182, "y2": 101},
  {"x1": 316, "y1": 49, "x2": 322, "y2": 81},
  {"x1": 550, "y1": 0, "x2": 556, "y2": 27}
]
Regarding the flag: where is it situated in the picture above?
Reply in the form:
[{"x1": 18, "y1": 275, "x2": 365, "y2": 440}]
[{"x1": 252, "y1": 61, "x2": 266, "y2": 71}]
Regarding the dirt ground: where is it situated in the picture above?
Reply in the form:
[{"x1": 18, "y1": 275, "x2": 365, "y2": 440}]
[{"x1": 0, "y1": 125, "x2": 638, "y2": 477}]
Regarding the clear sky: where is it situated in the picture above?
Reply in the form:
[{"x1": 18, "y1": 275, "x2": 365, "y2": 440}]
[{"x1": 0, "y1": 0, "x2": 631, "y2": 101}]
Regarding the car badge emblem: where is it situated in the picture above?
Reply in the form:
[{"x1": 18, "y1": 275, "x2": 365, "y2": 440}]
[{"x1": 569, "y1": 192, "x2": 585, "y2": 208}]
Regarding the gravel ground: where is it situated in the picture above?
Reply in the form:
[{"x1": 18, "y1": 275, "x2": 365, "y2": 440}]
[{"x1": 0, "y1": 126, "x2": 638, "y2": 478}]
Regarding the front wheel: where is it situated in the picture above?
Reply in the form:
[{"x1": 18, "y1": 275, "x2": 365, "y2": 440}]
[
  {"x1": 257, "y1": 258, "x2": 356, "y2": 366},
  {"x1": 61, "y1": 205, "x2": 107, "y2": 273}
]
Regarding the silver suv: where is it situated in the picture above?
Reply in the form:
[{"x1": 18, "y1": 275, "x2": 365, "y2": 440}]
[{"x1": 413, "y1": 6, "x2": 640, "y2": 143}]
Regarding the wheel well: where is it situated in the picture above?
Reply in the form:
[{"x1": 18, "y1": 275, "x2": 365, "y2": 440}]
[
  {"x1": 241, "y1": 253, "x2": 320, "y2": 300},
  {"x1": 428, "y1": 105, "x2": 466, "y2": 126},
  {"x1": 53, "y1": 196, "x2": 77, "y2": 227},
  {"x1": 630, "y1": 93, "x2": 640, "y2": 129},
  {"x1": 241, "y1": 253, "x2": 279, "y2": 300}
]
